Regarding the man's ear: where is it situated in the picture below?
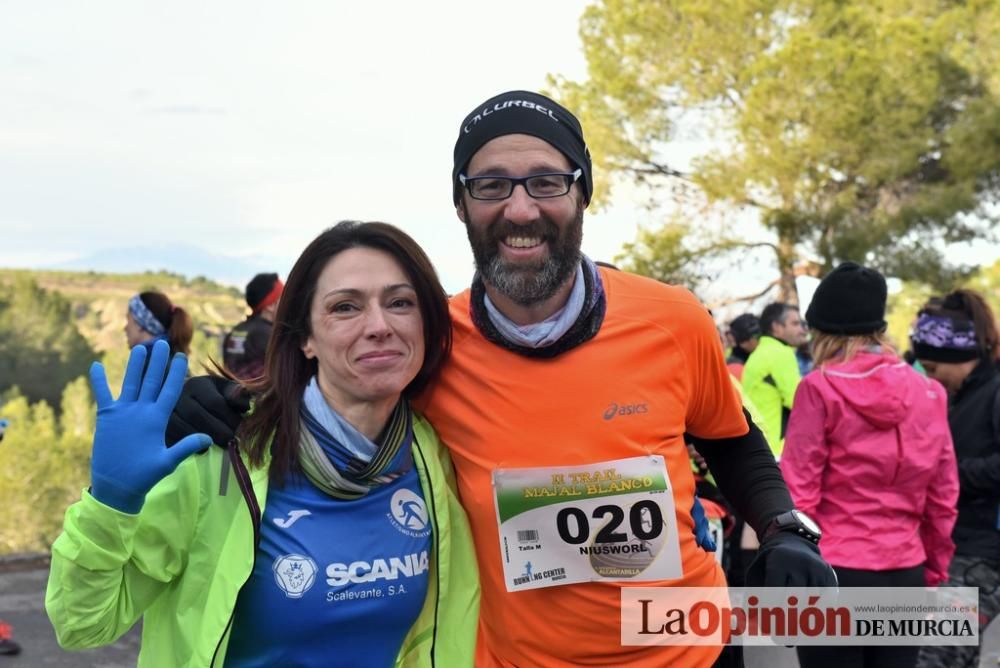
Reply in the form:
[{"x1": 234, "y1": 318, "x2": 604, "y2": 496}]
[{"x1": 456, "y1": 199, "x2": 467, "y2": 224}]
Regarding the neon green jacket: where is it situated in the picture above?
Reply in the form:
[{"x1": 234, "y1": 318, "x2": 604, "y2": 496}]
[
  {"x1": 46, "y1": 415, "x2": 480, "y2": 667},
  {"x1": 741, "y1": 335, "x2": 801, "y2": 456}
]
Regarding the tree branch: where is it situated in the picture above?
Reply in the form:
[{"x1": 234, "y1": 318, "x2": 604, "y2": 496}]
[
  {"x1": 712, "y1": 239, "x2": 779, "y2": 253},
  {"x1": 621, "y1": 159, "x2": 775, "y2": 211},
  {"x1": 707, "y1": 279, "x2": 780, "y2": 309},
  {"x1": 628, "y1": 163, "x2": 690, "y2": 179},
  {"x1": 733, "y1": 194, "x2": 770, "y2": 209},
  {"x1": 722, "y1": 88, "x2": 743, "y2": 109}
]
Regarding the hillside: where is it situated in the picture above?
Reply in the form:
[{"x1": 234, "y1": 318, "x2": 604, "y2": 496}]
[
  {"x1": 0, "y1": 268, "x2": 249, "y2": 389},
  {"x1": 0, "y1": 268, "x2": 255, "y2": 553}
]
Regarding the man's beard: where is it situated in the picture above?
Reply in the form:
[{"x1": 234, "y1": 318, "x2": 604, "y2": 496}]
[{"x1": 465, "y1": 206, "x2": 584, "y2": 307}]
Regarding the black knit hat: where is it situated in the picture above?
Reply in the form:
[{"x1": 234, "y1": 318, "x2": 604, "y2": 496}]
[
  {"x1": 729, "y1": 314, "x2": 761, "y2": 344},
  {"x1": 245, "y1": 272, "x2": 281, "y2": 310},
  {"x1": 805, "y1": 262, "x2": 888, "y2": 335},
  {"x1": 452, "y1": 90, "x2": 592, "y2": 205}
]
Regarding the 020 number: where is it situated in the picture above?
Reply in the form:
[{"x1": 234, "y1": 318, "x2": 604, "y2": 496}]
[{"x1": 555, "y1": 500, "x2": 663, "y2": 545}]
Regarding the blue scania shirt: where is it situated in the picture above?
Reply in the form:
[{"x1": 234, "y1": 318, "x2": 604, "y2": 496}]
[{"x1": 224, "y1": 466, "x2": 433, "y2": 667}]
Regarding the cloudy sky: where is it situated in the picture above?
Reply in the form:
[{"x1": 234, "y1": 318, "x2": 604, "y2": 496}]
[
  {"x1": 0, "y1": 1, "x2": 666, "y2": 294},
  {"x1": 3, "y1": 1, "x2": 992, "y2": 301}
]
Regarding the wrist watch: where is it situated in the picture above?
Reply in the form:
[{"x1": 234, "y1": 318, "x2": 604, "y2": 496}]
[{"x1": 761, "y1": 509, "x2": 821, "y2": 545}]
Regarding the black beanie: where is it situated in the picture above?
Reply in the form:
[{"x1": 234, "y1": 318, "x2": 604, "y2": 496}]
[
  {"x1": 729, "y1": 314, "x2": 761, "y2": 344},
  {"x1": 805, "y1": 262, "x2": 888, "y2": 335},
  {"x1": 245, "y1": 272, "x2": 280, "y2": 310},
  {"x1": 452, "y1": 90, "x2": 592, "y2": 205}
]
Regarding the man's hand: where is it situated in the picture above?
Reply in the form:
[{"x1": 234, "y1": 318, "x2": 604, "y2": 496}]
[
  {"x1": 745, "y1": 531, "x2": 837, "y2": 588},
  {"x1": 165, "y1": 375, "x2": 250, "y2": 448},
  {"x1": 89, "y1": 341, "x2": 212, "y2": 514}
]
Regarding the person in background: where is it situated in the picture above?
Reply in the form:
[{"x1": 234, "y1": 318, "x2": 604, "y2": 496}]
[
  {"x1": 913, "y1": 289, "x2": 1000, "y2": 668},
  {"x1": 903, "y1": 297, "x2": 943, "y2": 376},
  {"x1": 795, "y1": 340, "x2": 813, "y2": 376},
  {"x1": 726, "y1": 313, "x2": 761, "y2": 381},
  {"x1": 720, "y1": 312, "x2": 780, "y2": 583},
  {"x1": 782, "y1": 262, "x2": 958, "y2": 668},
  {"x1": 742, "y1": 301, "x2": 807, "y2": 457},
  {"x1": 125, "y1": 291, "x2": 193, "y2": 357},
  {"x1": 223, "y1": 272, "x2": 283, "y2": 380},
  {"x1": 0, "y1": 620, "x2": 18, "y2": 657},
  {"x1": 46, "y1": 222, "x2": 479, "y2": 667}
]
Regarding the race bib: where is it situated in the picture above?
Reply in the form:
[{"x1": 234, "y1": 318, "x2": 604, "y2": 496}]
[{"x1": 493, "y1": 455, "x2": 682, "y2": 591}]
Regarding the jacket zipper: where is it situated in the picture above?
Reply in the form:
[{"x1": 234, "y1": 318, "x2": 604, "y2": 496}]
[
  {"x1": 210, "y1": 444, "x2": 262, "y2": 667},
  {"x1": 413, "y1": 437, "x2": 441, "y2": 667}
]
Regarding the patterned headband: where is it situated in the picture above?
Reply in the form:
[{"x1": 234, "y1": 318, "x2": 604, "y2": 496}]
[
  {"x1": 911, "y1": 314, "x2": 977, "y2": 350},
  {"x1": 128, "y1": 294, "x2": 167, "y2": 337},
  {"x1": 911, "y1": 313, "x2": 980, "y2": 363}
]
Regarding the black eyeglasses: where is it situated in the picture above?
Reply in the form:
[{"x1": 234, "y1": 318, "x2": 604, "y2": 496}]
[{"x1": 459, "y1": 169, "x2": 582, "y2": 201}]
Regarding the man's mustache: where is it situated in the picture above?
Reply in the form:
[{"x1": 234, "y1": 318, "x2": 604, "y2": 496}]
[{"x1": 488, "y1": 219, "x2": 559, "y2": 243}]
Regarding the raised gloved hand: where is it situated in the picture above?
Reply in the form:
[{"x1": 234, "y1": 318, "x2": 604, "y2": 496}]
[
  {"x1": 165, "y1": 375, "x2": 249, "y2": 448},
  {"x1": 745, "y1": 531, "x2": 838, "y2": 588},
  {"x1": 89, "y1": 341, "x2": 212, "y2": 514},
  {"x1": 691, "y1": 494, "x2": 717, "y2": 552}
]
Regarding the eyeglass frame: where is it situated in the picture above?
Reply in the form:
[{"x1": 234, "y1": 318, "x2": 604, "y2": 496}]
[{"x1": 458, "y1": 168, "x2": 583, "y2": 201}]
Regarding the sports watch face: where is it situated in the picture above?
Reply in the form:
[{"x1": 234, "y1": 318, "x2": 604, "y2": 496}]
[{"x1": 791, "y1": 510, "x2": 821, "y2": 537}]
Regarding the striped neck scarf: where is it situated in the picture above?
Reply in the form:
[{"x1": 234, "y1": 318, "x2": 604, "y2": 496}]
[{"x1": 298, "y1": 383, "x2": 413, "y2": 500}]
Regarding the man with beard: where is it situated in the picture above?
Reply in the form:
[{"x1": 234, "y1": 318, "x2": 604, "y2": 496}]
[{"x1": 168, "y1": 90, "x2": 835, "y2": 667}]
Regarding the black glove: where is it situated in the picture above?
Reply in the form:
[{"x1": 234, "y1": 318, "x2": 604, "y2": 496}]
[
  {"x1": 745, "y1": 531, "x2": 838, "y2": 589},
  {"x1": 165, "y1": 375, "x2": 250, "y2": 448}
]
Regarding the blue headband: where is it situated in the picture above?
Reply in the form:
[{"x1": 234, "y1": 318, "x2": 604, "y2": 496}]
[{"x1": 128, "y1": 294, "x2": 167, "y2": 337}]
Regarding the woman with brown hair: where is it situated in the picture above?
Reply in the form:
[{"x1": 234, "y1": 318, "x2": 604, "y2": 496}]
[
  {"x1": 914, "y1": 288, "x2": 1000, "y2": 668},
  {"x1": 781, "y1": 262, "x2": 959, "y2": 668},
  {"x1": 47, "y1": 221, "x2": 479, "y2": 667},
  {"x1": 124, "y1": 290, "x2": 193, "y2": 356}
]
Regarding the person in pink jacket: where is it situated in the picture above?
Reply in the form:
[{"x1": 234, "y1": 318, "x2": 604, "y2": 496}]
[{"x1": 781, "y1": 262, "x2": 959, "y2": 668}]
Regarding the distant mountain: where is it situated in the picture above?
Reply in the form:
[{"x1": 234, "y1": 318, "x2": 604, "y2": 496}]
[{"x1": 51, "y1": 243, "x2": 290, "y2": 287}]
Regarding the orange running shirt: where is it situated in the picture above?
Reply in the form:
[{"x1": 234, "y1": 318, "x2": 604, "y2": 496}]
[{"x1": 418, "y1": 268, "x2": 748, "y2": 667}]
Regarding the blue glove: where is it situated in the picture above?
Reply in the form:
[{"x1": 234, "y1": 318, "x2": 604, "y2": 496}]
[
  {"x1": 691, "y1": 494, "x2": 717, "y2": 552},
  {"x1": 89, "y1": 340, "x2": 212, "y2": 514},
  {"x1": 745, "y1": 531, "x2": 838, "y2": 588}
]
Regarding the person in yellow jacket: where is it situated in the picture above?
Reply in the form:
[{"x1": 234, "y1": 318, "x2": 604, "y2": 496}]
[
  {"x1": 742, "y1": 302, "x2": 807, "y2": 456},
  {"x1": 46, "y1": 222, "x2": 479, "y2": 667}
]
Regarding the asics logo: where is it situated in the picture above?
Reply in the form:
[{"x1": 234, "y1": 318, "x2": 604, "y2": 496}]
[
  {"x1": 274, "y1": 509, "x2": 312, "y2": 528},
  {"x1": 603, "y1": 402, "x2": 649, "y2": 420}
]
